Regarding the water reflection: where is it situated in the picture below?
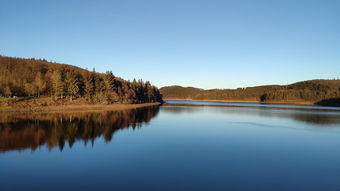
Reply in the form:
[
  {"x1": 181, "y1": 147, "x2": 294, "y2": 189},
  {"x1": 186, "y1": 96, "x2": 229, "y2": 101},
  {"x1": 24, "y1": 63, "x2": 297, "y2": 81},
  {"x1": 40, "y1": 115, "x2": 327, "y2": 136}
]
[
  {"x1": 291, "y1": 112, "x2": 340, "y2": 125},
  {"x1": 162, "y1": 105, "x2": 340, "y2": 125},
  {"x1": 0, "y1": 106, "x2": 160, "y2": 153}
]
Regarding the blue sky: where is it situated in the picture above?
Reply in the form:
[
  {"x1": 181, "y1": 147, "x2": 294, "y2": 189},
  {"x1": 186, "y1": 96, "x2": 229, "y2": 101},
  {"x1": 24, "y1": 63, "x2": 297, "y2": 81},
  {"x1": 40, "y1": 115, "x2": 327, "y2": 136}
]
[{"x1": 1, "y1": 0, "x2": 339, "y2": 89}]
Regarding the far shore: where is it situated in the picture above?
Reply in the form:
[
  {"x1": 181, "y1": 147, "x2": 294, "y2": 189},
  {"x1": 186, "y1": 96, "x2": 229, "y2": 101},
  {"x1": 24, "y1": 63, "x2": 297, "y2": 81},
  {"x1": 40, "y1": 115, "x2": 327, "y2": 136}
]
[
  {"x1": 163, "y1": 102, "x2": 340, "y2": 112},
  {"x1": 0, "y1": 102, "x2": 161, "y2": 113},
  {"x1": 164, "y1": 98, "x2": 317, "y2": 106}
]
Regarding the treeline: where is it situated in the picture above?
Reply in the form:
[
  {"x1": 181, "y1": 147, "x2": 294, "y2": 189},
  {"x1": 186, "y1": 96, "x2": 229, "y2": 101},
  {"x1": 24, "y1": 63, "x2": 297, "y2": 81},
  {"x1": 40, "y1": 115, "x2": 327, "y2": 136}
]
[
  {"x1": 160, "y1": 80, "x2": 340, "y2": 106},
  {"x1": 160, "y1": 85, "x2": 283, "y2": 101},
  {"x1": 0, "y1": 56, "x2": 162, "y2": 104}
]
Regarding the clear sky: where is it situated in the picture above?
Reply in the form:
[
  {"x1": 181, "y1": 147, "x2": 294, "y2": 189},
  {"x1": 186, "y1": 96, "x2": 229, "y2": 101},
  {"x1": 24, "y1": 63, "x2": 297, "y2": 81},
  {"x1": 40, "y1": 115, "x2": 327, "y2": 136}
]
[{"x1": 1, "y1": 0, "x2": 339, "y2": 89}]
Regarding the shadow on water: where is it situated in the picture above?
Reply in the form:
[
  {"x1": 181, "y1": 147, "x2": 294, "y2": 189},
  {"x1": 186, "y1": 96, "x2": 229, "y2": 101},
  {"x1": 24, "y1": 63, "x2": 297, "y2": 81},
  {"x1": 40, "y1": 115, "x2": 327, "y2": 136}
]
[
  {"x1": 290, "y1": 112, "x2": 340, "y2": 125},
  {"x1": 162, "y1": 105, "x2": 340, "y2": 125},
  {"x1": 316, "y1": 98, "x2": 340, "y2": 107},
  {"x1": 0, "y1": 106, "x2": 160, "y2": 153}
]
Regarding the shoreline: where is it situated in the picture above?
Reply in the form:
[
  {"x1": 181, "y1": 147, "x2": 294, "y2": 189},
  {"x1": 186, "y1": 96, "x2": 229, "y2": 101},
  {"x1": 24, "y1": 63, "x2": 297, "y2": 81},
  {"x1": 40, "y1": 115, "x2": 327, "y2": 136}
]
[
  {"x1": 163, "y1": 103, "x2": 340, "y2": 112},
  {"x1": 164, "y1": 98, "x2": 317, "y2": 106},
  {"x1": 0, "y1": 102, "x2": 161, "y2": 113},
  {"x1": 164, "y1": 99, "x2": 340, "y2": 112}
]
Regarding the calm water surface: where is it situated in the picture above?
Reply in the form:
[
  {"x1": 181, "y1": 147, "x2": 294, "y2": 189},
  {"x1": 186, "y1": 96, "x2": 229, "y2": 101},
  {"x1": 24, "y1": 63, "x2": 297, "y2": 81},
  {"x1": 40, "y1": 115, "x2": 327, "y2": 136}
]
[
  {"x1": 166, "y1": 99, "x2": 340, "y2": 110},
  {"x1": 1, "y1": 103, "x2": 340, "y2": 191}
]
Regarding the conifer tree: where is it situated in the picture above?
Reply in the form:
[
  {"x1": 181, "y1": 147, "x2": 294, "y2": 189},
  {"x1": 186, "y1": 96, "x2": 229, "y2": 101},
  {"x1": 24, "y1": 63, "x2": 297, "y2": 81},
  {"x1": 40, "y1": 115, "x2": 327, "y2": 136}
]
[
  {"x1": 104, "y1": 71, "x2": 115, "y2": 91},
  {"x1": 51, "y1": 70, "x2": 65, "y2": 99},
  {"x1": 65, "y1": 71, "x2": 79, "y2": 100},
  {"x1": 103, "y1": 71, "x2": 118, "y2": 103},
  {"x1": 84, "y1": 74, "x2": 95, "y2": 100}
]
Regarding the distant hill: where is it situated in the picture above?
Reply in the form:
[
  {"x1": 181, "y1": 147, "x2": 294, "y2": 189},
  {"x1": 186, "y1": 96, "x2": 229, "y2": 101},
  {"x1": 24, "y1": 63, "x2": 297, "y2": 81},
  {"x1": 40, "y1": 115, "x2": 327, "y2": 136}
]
[
  {"x1": 160, "y1": 86, "x2": 203, "y2": 99},
  {"x1": 0, "y1": 56, "x2": 162, "y2": 104},
  {"x1": 160, "y1": 80, "x2": 340, "y2": 106}
]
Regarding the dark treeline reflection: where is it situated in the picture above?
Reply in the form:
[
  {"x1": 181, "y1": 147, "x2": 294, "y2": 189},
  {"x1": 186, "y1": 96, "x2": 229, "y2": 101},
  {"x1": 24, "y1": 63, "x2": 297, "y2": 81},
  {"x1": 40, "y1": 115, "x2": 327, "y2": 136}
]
[
  {"x1": 0, "y1": 106, "x2": 160, "y2": 153},
  {"x1": 162, "y1": 106, "x2": 340, "y2": 125},
  {"x1": 290, "y1": 113, "x2": 340, "y2": 125}
]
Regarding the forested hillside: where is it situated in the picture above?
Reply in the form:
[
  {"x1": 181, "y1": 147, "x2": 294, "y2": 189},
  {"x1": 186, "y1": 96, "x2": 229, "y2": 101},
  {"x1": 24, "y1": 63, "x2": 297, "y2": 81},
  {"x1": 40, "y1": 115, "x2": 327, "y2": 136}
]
[
  {"x1": 161, "y1": 80, "x2": 340, "y2": 106},
  {"x1": 0, "y1": 56, "x2": 162, "y2": 104}
]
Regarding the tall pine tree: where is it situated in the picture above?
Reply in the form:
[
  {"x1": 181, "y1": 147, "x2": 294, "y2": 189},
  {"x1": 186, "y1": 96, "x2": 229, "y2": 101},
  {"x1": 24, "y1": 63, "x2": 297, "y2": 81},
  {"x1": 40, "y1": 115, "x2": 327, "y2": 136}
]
[
  {"x1": 65, "y1": 71, "x2": 79, "y2": 100},
  {"x1": 51, "y1": 70, "x2": 65, "y2": 99},
  {"x1": 104, "y1": 71, "x2": 119, "y2": 103},
  {"x1": 84, "y1": 74, "x2": 95, "y2": 101}
]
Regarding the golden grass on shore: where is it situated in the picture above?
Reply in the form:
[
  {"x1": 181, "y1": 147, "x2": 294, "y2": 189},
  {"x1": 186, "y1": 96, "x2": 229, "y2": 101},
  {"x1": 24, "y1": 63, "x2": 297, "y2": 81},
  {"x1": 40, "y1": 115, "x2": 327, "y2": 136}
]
[
  {"x1": 0, "y1": 97, "x2": 161, "y2": 113},
  {"x1": 5, "y1": 103, "x2": 161, "y2": 113}
]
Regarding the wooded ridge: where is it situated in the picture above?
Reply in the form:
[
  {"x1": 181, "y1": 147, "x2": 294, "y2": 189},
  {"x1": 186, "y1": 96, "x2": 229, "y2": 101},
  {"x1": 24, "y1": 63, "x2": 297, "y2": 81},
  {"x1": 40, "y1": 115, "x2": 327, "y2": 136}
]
[
  {"x1": 0, "y1": 56, "x2": 163, "y2": 104},
  {"x1": 160, "y1": 80, "x2": 340, "y2": 106}
]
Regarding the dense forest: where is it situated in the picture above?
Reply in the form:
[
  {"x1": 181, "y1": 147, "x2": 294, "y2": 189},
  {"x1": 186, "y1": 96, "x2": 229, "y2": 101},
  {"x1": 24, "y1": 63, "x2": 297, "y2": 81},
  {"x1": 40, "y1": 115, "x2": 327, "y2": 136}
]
[
  {"x1": 161, "y1": 80, "x2": 340, "y2": 106},
  {"x1": 0, "y1": 56, "x2": 163, "y2": 104}
]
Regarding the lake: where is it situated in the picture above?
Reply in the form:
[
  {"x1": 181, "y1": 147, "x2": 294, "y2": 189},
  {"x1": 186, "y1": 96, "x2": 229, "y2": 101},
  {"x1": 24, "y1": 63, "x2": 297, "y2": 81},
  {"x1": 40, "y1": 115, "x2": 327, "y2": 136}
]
[{"x1": 1, "y1": 101, "x2": 340, "y2": 191}]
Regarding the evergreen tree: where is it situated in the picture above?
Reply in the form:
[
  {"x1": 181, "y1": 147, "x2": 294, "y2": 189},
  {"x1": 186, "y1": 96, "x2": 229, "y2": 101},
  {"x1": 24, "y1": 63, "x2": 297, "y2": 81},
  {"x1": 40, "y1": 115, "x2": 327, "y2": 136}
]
[
  {"x1": 65, "y1": 71, "x2": 79, "y2": 100},
  {"x1": 84, "y1": 74, "x2": 95, "y2": 100},
  {"x1": 94, "y1": 75, "x2": 102, "y2": 93},
  {"x1": 104, "y1": 71, "x2": 115, "y2": 91},
  {"x1": 145, "y1": 81, "x2": 153, "y2": 102},
  {"x1": 103, "y1": 71, "x2": 118, "y2": 103},
  {"x1": 51, "y1": 70, "x2": 65, "y2": 99}
]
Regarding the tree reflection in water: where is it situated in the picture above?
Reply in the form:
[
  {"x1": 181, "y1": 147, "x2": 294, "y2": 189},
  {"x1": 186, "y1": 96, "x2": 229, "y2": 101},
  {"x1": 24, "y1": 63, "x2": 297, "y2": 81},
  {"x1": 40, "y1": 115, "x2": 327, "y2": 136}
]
[
  {"x1": 162, "y1": 106, "x2": 340, "y2": 125},
  {"x1": 0, "y1": 106, "x2": 160, "y2": 153}
]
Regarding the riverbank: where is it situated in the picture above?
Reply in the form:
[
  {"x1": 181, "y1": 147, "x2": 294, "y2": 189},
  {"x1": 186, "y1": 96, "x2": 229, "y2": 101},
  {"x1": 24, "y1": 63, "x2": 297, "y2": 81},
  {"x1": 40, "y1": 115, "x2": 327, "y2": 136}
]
[{"x1": 0, "y1": 97, "x2": 161, "y2": 113}]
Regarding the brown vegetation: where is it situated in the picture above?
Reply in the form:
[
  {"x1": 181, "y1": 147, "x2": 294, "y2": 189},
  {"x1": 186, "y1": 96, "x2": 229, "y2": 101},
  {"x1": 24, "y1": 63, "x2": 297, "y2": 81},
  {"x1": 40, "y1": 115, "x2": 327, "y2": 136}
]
[
  {"x1": 0, "y1": 97, "x2": 161, "y2": 113},
  {"x1": 160, "y1": 80, "x2": 340, "y2": 106},
  {"x1": 0, "y1": 56, "x2": 163, "y2": 105}
]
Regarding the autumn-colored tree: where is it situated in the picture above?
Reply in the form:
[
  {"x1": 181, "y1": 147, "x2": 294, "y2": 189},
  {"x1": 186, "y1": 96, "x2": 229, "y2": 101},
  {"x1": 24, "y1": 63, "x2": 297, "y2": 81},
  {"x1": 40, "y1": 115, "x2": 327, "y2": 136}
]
[
  {"x1": 84, "y1": 74, "x2": 95, "y2": 101},
  {"x1": 34, "y1": 71, "x2": 46, "y2": 97},
  {"x1": 65, "y1": 71, "x2": 79, "y2": 100},
  {"x1": 24, "y1": 83, "x2": 37, "y2": 97},
  {"x1": 104, "y1": 71, "x2": 115, "y2": 92},
  {"x1": 102, "y1": 71, "x2": 119, "y2": 103},
  {"x1": 4, "y1": 86, "x2": 12, "y2": 97},
  {"x1": 51, "y1": 70, "x2": 65, "y2": 99}
]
